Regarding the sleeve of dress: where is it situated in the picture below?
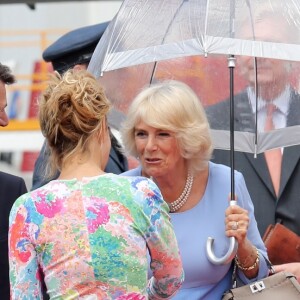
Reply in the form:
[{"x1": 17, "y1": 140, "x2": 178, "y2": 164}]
[
  {"x1": 140, "y1": 179, "x2": 184, "y2": 299},
  {"x1": 9, "y1": 194, "x2": 43, "y2": 299},
  {"x1": 234, "y1": 171, "x2": 270, "y2": 283}
]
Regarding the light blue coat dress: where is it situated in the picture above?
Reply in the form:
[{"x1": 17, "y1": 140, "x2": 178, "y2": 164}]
[{"x1": 122, "y1": 162, "x2": 269, "y2": 300}]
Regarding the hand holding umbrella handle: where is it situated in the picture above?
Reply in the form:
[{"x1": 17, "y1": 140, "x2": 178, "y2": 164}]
[{"x1": 206, "y1": 200, "x2": 238, "y2": 265}]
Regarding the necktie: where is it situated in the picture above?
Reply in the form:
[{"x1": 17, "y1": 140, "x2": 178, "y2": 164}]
[{"x1": 264, "y1": 104, "x2": 282, "y2": 196}]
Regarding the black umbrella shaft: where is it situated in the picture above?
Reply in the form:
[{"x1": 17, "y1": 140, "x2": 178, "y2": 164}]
[
  {"x1": 229, "y1": 0, "x2": 235, "y2": 200},
  {"x1": 229, "y1": 55, "x2": 235, "y2": 200}
]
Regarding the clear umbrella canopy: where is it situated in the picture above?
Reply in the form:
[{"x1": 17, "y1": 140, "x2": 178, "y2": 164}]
[{"x1": 88, "y1": 0, "x2": 300, "y2": 154}]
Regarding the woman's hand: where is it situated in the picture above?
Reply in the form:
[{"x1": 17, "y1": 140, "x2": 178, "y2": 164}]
[
  {"x1": 273, "y1": 263, "x2": 300, "y2": 283},
  {"x1": 225, "y1": 200, "x2": 249, "y2": 245},
  {"x1": 225, "y1": 196, "x2": 259, "y2": 278}
]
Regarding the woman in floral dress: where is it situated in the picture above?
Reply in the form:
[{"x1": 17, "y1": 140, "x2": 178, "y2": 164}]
[{"x1": 8, "y1": 70, "x2": 184, "y2": 300}]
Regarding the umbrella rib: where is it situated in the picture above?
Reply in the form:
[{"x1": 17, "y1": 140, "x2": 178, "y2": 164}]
[
  {"x1": 202, "y1": 0, "x2": 210, "y2": 55},
  {"x1": 149, "y1": 0, "x2": 187, "y2": 84},
  {"x1": 245, "y1": 0, "x2": 259, "y2": 157}
]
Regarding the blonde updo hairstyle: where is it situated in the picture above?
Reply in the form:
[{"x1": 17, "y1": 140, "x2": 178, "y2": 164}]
[
  {"x1": 39, "y1": 69, "x2": 111, "y2": 178},
  {"x1": 121, "y1": 80, "x2": 213, "y2": 174}
]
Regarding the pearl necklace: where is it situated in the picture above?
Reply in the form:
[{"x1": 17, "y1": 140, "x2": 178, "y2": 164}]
[{"x1": 168, "y1": 172, "x2": 194, "y2": 212}]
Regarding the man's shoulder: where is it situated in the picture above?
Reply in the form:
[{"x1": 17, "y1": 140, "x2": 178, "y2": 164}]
[
  {"x1": 205, "y1": 90, "x2": 250, "y2": 129},
  {"x1": 206, "y1": 90, "x2": 248, "y2": 110},
  {"x1": 291, "y1": 89, "x2": 300, "y2": 103},
  {"x1": 0, "y1": 171, "x2": 24, "y2": 183},
  {"x1": 0, "y1": 171, "x2": 27, "y2": 197}
]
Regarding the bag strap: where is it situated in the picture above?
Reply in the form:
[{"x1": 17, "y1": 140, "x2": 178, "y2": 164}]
[{"x1": 231, "y1": 260, "x2": 237, "y2": 288}]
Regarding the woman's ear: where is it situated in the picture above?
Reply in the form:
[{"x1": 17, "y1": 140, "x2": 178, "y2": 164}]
[
  {"x1": 103, "y1": 118, "x2": 109, "y2": 136},
  {"x1": 73, "y1": 64, "x2": 88, "y2": 72},
  {"x1": 97, "y1": 118, "x2": 109, "y2": 143}
]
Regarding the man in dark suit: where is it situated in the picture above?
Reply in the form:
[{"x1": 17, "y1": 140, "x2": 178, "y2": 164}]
[
  {"x1": 207, "y1": 91, "x2": 300, "y2": 237},
  {"x1": 206, "y1": 12, "x2": 300, "y2": 238},
  {"x1": 0, "y1": 63, "x2": 28, "y2": 300},
  {"x1": 32, "y1": 22, "x2": 129, "y2": 190}
]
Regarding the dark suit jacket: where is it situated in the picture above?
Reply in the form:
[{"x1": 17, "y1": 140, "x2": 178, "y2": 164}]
[
  {"x1": 206, "y1": 89, "x2": 300, "y2": 237},
  {"x1": 0, "y1": 171, "x2": 27, "y2": 300}
]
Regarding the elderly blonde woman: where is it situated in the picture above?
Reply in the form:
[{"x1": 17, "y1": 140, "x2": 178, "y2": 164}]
[
  {"x1": 8, "y1": 70, "x2": 183, "y2": 300},
  {"x1": 121, "y1": 80, "x2": 269, "y2": 299}
]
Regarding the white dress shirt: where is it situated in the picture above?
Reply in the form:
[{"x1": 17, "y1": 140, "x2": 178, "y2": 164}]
[{"x1": 247, "y1": 85, "x2": 290, "y2": 133}]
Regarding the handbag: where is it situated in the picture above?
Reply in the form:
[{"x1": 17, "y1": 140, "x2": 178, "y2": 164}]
[
  {"x1": 262, "y1": 223, "x2": 300, "y2": 265},
  {"x1": 222, "y1": 259, "x2": 300, "y2": 300}
]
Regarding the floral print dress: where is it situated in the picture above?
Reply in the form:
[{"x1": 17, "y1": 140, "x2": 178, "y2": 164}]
[{"x1": 9, "y1": 174, "x2": 183, "y2": 300}]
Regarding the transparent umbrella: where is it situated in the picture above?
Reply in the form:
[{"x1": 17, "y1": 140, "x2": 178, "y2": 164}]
[{"x1": 88, "y1": 0, "x2": 300, "y2": 264}]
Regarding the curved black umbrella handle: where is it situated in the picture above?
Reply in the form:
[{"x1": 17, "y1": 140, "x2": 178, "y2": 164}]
[{"x1": 206, "y1": 200, "x2": 238, "y2": 265}]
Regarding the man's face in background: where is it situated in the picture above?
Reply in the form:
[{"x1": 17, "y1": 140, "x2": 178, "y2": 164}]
[
  {"x1": 0, "y1": 81, "x2": 9, "y2": 127},
  {"x1": 237, "y1": 17, "x2": 294, "y2": 100}
]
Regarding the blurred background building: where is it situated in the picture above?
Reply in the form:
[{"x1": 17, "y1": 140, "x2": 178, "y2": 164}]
[{"x1": 0, "y1": 1, "x2": 122, "y2": 189}]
